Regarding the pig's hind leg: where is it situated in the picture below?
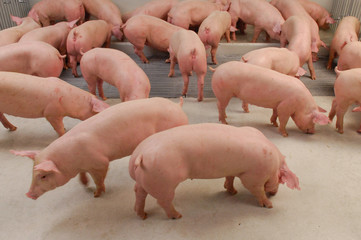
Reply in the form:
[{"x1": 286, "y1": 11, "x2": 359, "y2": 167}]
[
  {"x1": 239, "y1": 173, "x2": 273, "y2": 208},
  {"x1": 134, "y1": 183, "x2": 148, "y2": 219},
  {"x1": 0, "y1": 113, "x2": 17, "y2": 131},
  {"x1": 96, "y1": 78, "x2": 106, "y2": 100}
]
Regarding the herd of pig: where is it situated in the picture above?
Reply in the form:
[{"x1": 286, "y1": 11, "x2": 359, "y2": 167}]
[{"x1": 0, "y1": 0, "x2": 360, "y2": 220}]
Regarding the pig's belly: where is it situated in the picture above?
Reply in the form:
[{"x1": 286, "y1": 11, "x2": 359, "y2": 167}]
[{"x1": 0, "y1": 98, "x2": 48, "y2": 118}]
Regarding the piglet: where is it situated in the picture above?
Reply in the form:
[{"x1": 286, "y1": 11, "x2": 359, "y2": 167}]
[
  {"x1": 0, "y1": 15, "x2": 40, "y2": 47},
  {"x1": 28, "y1": 0, "x2": 85, "y2": 26},
  {"x1": 0, "y1": 71, "x2": 109, "y2": 136},
  {"x1": 211, "y1": 61, "x2": 329, "y2": 137},
  {"x1": 121, "y1": 15, "x2": 183, "y2": 63},
  {"x1": 0, "y1": 42, "x2": 65, "y2": 77},
  {"x1": 122, "y1": 0, "x2": 178, "y2": 22},
  {"x1": 336, "y1": 39, "x2": 361, "y2": 71},
  {"x1": 297, "y1": 0, "x2": 335, "y2": 29},
  {"x1": 329, "y1": 67, "x2": 361, "y2": 133},
  {"x1": 66, "y1": 20, "x2": 112, "y2": 77},
  {"x1": 168, "y1": 29, "x2": 207, "y2": 101},
  {"x1": 11, "y1": 97, "x2": 188, "y2": 200},
  {"x1": 198, "y1": 10, "x2": 232, "y2": 65},
  {"x1": 81, "y1": 0, "x2": 124, "y2": 40},
  {"x1": 80, "y1": 48, "x2": 151, "y2": 101},
  {"x1": 129, "y1": 123, "x2": 300, "y2": 219},
  {"x1": 327, "y1": 16, "x2": 360, "y2": 70}
]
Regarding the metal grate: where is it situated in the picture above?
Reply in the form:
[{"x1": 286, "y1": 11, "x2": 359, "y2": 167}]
[
  {"x1": 331, "y1": 0, "x2": 361, "y2": 31},
  {"x1": 0, "y1": 0, "x2": 30, "y2": 30}
]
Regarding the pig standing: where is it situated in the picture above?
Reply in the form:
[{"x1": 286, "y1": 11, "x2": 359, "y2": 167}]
[
  {"x1": 198, "y1": 11, "x2": 232, "y2": 65},
  {"x1": 122, "y1": 0, "x2": 178, "y2": 22},
  {"x1": 0, "y1": 42, "x2": 65, "y2": 78},
  {"x1": 280, "y1": 15, "x2": 316, "y2": 80},
  {"x1": 228, "y1": 0, "x2": 285, "y2": 42},
  {"x1": 0, "y1": 16, "x2": 40, "y2": 47},
  {"x1": 327, "y1": 16, "x2": 360, "y2": 70},
  {"x1": 19, "y1": 19, "x2": 78, "y2": 56},
  {"x1": 80, "y1": 48, "x2": 151, "y2": 101},
  {"x1": 28, "y1": 0, "x2": 85, "y2": 27},
  {"x1": 66, "y1": 20, "x2": 112, "y2": 77},
  {"x1": 129, "y1": 123, "x2": 300, "y2": 219},
  {"x1": 0, "y1": 71, "x2": 109, "y2": 136},
  {"x1": 11, "y1": 97, "x2": 188, "y2": 200},
  {"x1": 297, "y1": 0, "x2": 335, "y2": 29},
  {"x1": 211, "y1": 61, "x2": 329, "y2": 137},
  {"x1": 81, "y1": 0, "x2": 124, "y2": 40},
  {"x1": 329, "y1": 67, "x2": 361, "y2": 134},
  {"x1": 168, "y1": 30, "x2": 207, "y2": 101},
  {"x1": 167, "y1": 0, "x2": 231, "y2": 29},
  {"x1": 121, "y1": 15, "x2": 183, "y2": 63},
  {"x1": 336, "y1": 40, "x2": 361, "y2": 71}
]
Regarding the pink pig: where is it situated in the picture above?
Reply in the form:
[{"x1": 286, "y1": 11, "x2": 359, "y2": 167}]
[
  {"x1": 19, "y1": 19, "x2": 78, "y2": 56},
  {"x1": 327, "y1": 16, "x2": 360, "y2": 70},
  {"x1": 0, "y1": 15, "x2": 40, "y2": 47},
  {"x1": 168, "y1": 29, "x2": 207, "y2": 102},
  {"x1": 66, "y1": 20, "x2": 112, "y2": 77},
  {"x1": 129, "y1": 123, "x2": 300, "y2": 219},
  {"x1": 211, "y1": 61, "x2": 329, "y2": 137},
  {"x1": 167, "y1": 0, "x2": 231, "y2": 29},
  {"x1": 122, "y1": 0, "x2": 178, "y2": 22},
  {"x1": 198, "y1": 10, "x2": 232, "y2": 65},
  {"x1": 336, "y1": 41, "x2": 361, "y2": 71},
  {"x1": 228, "y1": 0, "x2": 285, "y2": 42},
  {"x1": 329, "y1": 67, "x2": 361, "y2": 134},
  {"x1": 81, "y1": 0, "x2": 124, "y2": 40},
  {"x1": 0, "y1": 42, "x2": 65, "y2": 78},
  {"x1": 280, "y1": 15, "x2": 316, "y2": 80},
  {"x1": 297, "y1": 0, "x2": 335, "y2": 29},
  {"x1": 28, "y1": 0, "x2": 85, "y2": 27},
  {"x1": 80, "y1": 48, "x2": 151, "y2": 101},
  {"x1": 11, "y1": 97, "x2": 188, "y2": 200},
  {"x1": 121, "y1": 15, "x2": 183, "y2": 63},
  {"x1": 0, "y1": 71, "x2": 109, "y2": 136}
]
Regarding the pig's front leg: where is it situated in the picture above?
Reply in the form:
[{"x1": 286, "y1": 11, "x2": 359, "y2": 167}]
[
  {"x1": 96, "y1": 78, "x2": 106, "y2": 100},
  {"x1": 327, "y1": 47, "x2": 336, "y2": 70},
  {"x1": 270, "y1": 109, "x2": 278, "y2": 127},
  {"x1": 197, "y1": 74, "x2": 205, "y2": 102},
  {"x1": 224, "y1": 30, "x2": 231, "y2": 43},
  {"x1": 45, "y1": 115, "x2": 66, "y2": 136},
  {"x1": 335, "y1": 107, "x2": 348, "y2": 134},
  {"x1": 251, "y1": 27, "x2": 262, "y2": 43},
  {"x1": 210, "y1": 46, "x2": 218, "y2": 65},
  {"x1": 224, "y1": 176, "x2": 237, "y2": 195},
  {"x1": 276, "y1": 103, "x2": 291, "y2": 137},
  {"x1": 242, "y1": 101, "x2": 249, "y2": 113},
  {"x1": 89, "y1": 162, "x2": 109, "y2": 197},
  {"x1": 134, "y1": 183, "x2": 148, "y2": 220},
  {"x1": 216, "y1": 98, "x2": 230, "y2": 124},
  {"x1": 328, "y1": 99, "x2": 337, "y2": 122},
  {"x1": 69, "y1": 55, "x2": 79, "y2": 77},
  {"x1": 0, "y1": 113, "x2": 17, "y2": 131},
  {"x1": 307, "y1": 55, "x2": 316, "y2": 80}
]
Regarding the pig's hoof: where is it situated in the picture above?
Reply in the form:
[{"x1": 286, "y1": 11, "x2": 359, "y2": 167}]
[
  {"x1": 170, "y1": 213, "x2": 182, "y2": 219},
  {"x1": 137, "y1": 212, "x2": 148, "y2": 220},
  {"x1": 8, "y1": 126, "x2": 17, "y2": 131},
  {"x1": 182, "y1": 94, "x2": 187, "y2": 98},
  {"x1": 337, "y1": 129, "x2": 344, "y2": 134},
  {"x1": 281, "y1": 132, "x2": 288, "y2": 137},
  {"x1": 197, "y1": 97, "x2": 203, "y2": 102},
  {"x1": 357, "y1": 129, "x2": 361, "y2": 133}
]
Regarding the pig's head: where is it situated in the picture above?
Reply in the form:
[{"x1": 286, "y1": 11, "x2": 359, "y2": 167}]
[
  {"x1": 292, "y1": 107, "x2": 330, "y2": 134},
  {"x1": 214, "y1": 0, "x2": 231, "y2": 11},
  {"x1": 10, "y1": 150, "x2": 67, "y2": 200},
  {"x1": 318, "y1": 15, "x2": 335, "y2": 30},
  {"x1": 27, "y1": 10, "x2": 40, "y2": 25}
]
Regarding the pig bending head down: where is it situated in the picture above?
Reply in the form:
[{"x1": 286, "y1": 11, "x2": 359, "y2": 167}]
[
  {"x1": 12, "y1": 97, "x2": 188, "y2": 200},
  {"x1": 129, "y1": 123, "x2": 300, "y2": 219}
]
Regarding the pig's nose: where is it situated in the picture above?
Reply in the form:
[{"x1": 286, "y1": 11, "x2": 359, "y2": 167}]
[{"x1": 26, "y1": 192, "x2": 38, "y2": 200}]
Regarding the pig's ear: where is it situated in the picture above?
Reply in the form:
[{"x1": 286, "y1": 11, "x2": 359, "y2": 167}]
[
  {"x1": 10, "y1": 150, "x2": 40, "y2": 160},
  {"x1": 312, "y1": 111, "x2": 330, "y2": 125},
  {"x1": 229, "y1": 26, "x2": 238, "y2": 32},
  {"x1": 34, "y1": 161, "x2": 60, "y2": 174},
  {"x1": 352, "y1": 106, "x2": 361, "y2": 112},
  {"x1": 91, "y1": 97, "x2": 109, "y2": 113},
  {"x1": 296, "y1": 67, "x2": 306, "y2": 77},
  {"x1": 272, "y1": 23, "x2": 282, "y2": 34},
  {"x1": 279, "y1": 161, "x2": 300, "y2": 190},
  {"x1": 326, "y1": 16, "x2": 335, "y2": 24},
  {"x1": 10, "y1": 15, "x2": 23, "y2": 25},
  {"x1": 318, "y1": 106, "x2": 327, "y2": 112},
  {"x1": 67, "y1": 18, "x2": 79, "y2": 28}
]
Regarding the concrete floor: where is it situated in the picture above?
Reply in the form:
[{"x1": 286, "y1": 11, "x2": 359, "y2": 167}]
[{"x1": 1, "y1": 28, "x2": 361, "y2": 239}]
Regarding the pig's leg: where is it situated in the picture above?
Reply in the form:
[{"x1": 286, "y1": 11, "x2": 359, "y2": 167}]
[
  {"x1": 181, "y1": 73, "x2": 190, "y2": 97},
  {"x1": 242, "y1": 101, "x2": 249, "y2": 113},
  {"x1": 276, "y1": 103, "x2": 291, "y2": 137},
  {"x1": 210, "y1": 46, "x2": 218, "y2": 65},
  {"x1": 239, "y1": 174, "x2": 273, "y2": 208},
  {"x1": 327, "y1": 47, "x2": 336, "y2": 70},
  {"x1": 157, "y1": 191, "x2": 182, "y2": 219},
  {"x1": 216, "y1": 96, "x2": 231, "y2": 124},
  {"x1": 45, "y1": 116, "x2": 66, "y2": 136},
  {"x1": 231, "y1": 17, "x2": 238, "y2": 41},
  {"x1": 264, "y1": 174, "x2": 279, "y2": 196},
  {"x1": 307, "y1": 55, "x2": 316, "y2": 80},
  {"x1": 224, "y1": 176, "x2": 237, "y2": 195},
  {"x1": 328, "y1": 99, "x2": 337, "y2": 121},
  {"x1": 79, "y1": 172, "x2": 89, "y2": 185},
  {"x1": 97, "y1": 78, "x2": 106, "y2": 100},
  {"x1": 134, "y1": 183, "x2": 148, "y2": 219},
  {"x1": 335, "y1": 103, "x2": 348, "y2": 134},
  {"x1": 69, "y1": 55, "x2": 79, "y2": 77},
  {"x1": 89, "y1": 163, "x2": 109, "y2": 197},
  {"x1": 270, "y1": 109, "x2": 278, "y2": 127},
  {"x1": 168, "y1": 48, "x2": 176, "y2": 77},
  {"x1": 197, "y1": 73, "x2": 205, "y2": 102},
  {"x1": 133, "y1": 45, "x2": 149, "y2": 64},
  {"x1": 224, "y1": 30, "x2": 231, "y2": 43},
  {"x1": 0, "y1": 113, "x2": 17, "y2": 131},
  {"x1": 251, "y1": 27, "x2": 262, "y2": 43},
  {"x1": 85, "y1": 75, "x2": 98, "y2": 97}
]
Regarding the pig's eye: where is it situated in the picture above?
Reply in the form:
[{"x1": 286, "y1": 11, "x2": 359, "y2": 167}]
[{"x1": 41, "y1": 175, "x2": 47, "y2": 180}]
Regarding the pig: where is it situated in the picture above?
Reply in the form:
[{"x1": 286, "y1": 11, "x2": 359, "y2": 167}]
[
  {"x1": 297, "y1": 0, "x2": 335, "y2": 29},
  {"x1": 327, "y1": 16, "x2": 360, "y2": 70},
  {"x1": 329, "y1": 67, "x2": 361, "y2": 134},
  {"x1": 0, "y1": 71, "x2": 109, "y2": 136},
  {"x1": 167, "y1": 0, "x2": 231, "y2": 29},
  {"x1": 336, "y1": 41, "x2": 361, "y2": 71},
  {"x1": 28, "y1": 0, "x2": 85, "y2": 27},
  {"x1": 66, "y1": 20, "x2": 112, "y2": 77},
  {"x1": 0, "y1": 42, "x2": 65, "y2": 78},
  {"x1": 280, "y1": 15, "x2": 316, "y2": 80},
  {"x1": 0, "y1": 15, "x2": 41, "y2": 47},
  {"x1": 11, "y1": 97, "x2": 188, "y2": 199},
  {"x1": 228, "y1": 0, "x2": 285, "y2": 42},
  {"x1": 19, "y1": 19, "x2": 78, "y2": 56},
  {"x1": 129, "y1": 123, "x2": 300, "y2": 219},
  {"x1": 81, "y1": 0, "x2": 124, "y2": 40},
  {"x1": 198, "y1": 10, "x2": 232, "y2": 65},
  {"x1": 211, "y1": 61, "x2": 329, "y2": 137},
  {"x1": 80, "y1": 48, "x2": 151, "y2": 101},
  {"x1": 122, "y1": 0, "x2": 178, "y2": 22},
  {"x1": 241, "y1": 47, "x2": 305, "y2": 77},
  {"x1": 168, "y1": 30, "x2": 207, "y2": 101},
  {"x1": 121, "y1": 15, "x2": 183, "y2": 63}
]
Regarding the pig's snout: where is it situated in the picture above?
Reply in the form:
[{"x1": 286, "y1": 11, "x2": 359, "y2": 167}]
[{"x1": 26, "y1": 191, "x2": 39, "y2": 200}]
